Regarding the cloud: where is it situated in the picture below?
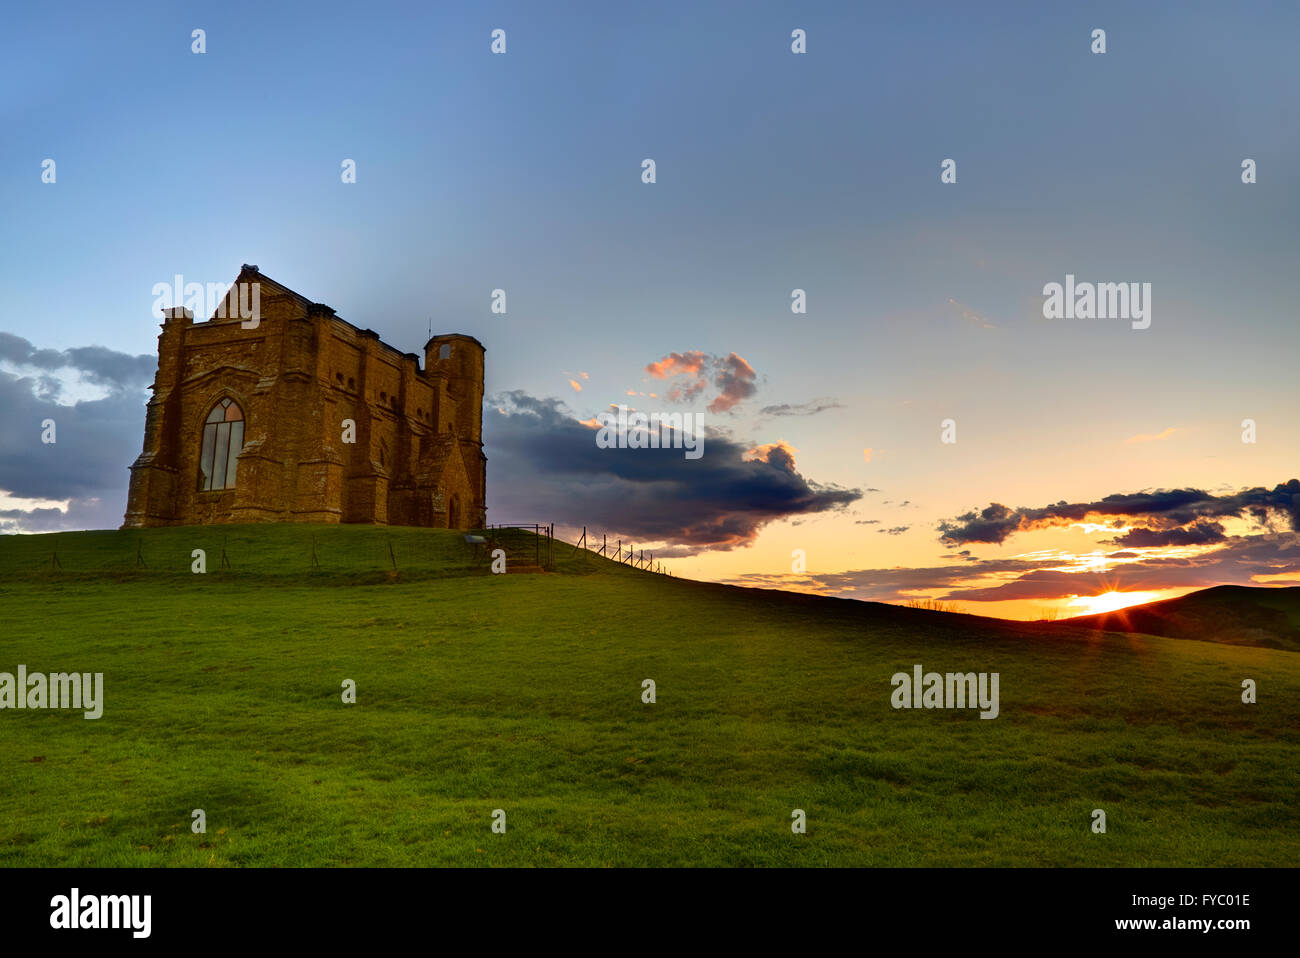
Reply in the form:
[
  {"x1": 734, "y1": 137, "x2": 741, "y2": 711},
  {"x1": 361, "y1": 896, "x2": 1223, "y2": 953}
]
[
  {"x1": 947, "y1": 298, "x2": 997, "y2": 329},
  {"x1": 938, "y1": 481, "x2": 1300, "y2": 546},
  {"x1": 759, "y1": 398, "x2": 842, "y2": 417},
  {"x1": 797, "y1": 479, "x2": 1300, "y2": 605},
  {"x1": 645, "y1": 350, "x2": 707, "y2": 380},
  {"x1": 1125, "y1": 427, "x2": 1178, "y2": 444},
  {"x1": 646, "y1": 350, "x2": 758, "y2": 415},
  {"x1": 940, "y1": 535, "x2": 1300, "y2": 601},
  {"x1": 862, "y1": 448, "x2": 872, "y2": 463},
  {"x1": 568, "y1": 379, "x2": 582, "y2": 392},
  {"x1": 743, "y1": 440, "x2": 796, "y2": 466},
  {"x1": 724, "y1": 533, "x2": 1300, "y2": 604},
  {"x1": 726, "y1": 556, "x2": 1051, "y2": 602},
  {"x1": 878, "y1": 525, "x2": 910, "y2": 535},
  {"x1": 0, "y1": 333, "x2": 154, "y2": 533},
  {"x1": 1112, "y1": 520, "x2": 1227, "y2": 548},
  {"x1": 485, "y1": 391, "x2": 861, "y2": 552},
  {"x1": 708, "y1": 353, "x2": 757, "y2": 413},
  {"x1": 0, "y1": 332, "x2": 156, "y2": 403},
  {"x1": 938, "y1": 502, "x2": 1019, "y2": 544}
]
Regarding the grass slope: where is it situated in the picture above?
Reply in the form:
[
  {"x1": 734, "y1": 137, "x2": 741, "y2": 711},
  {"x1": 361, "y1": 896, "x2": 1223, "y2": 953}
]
[
  {"x1": 1062, "y1": 585, "x2": 1300, "y2": 653},
  {"x1": 2, "y1": 526, "x2": 1297, "y2": 867}
]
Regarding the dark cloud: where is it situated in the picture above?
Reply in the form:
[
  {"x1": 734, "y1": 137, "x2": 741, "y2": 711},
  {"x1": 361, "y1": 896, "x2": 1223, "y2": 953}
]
[
  {"x1": 759, "y1": 398, "x2": 842, "y2": 417},
  {"x1": 854, "y1": 519, "x2": 880, "y2": 525},
  {"x1": 1113, "y1": 520, "x2": 1227, "y2": 548},
  {"x1": 63, "y1": 346, "x2": 157, "y2": 392},
  {"x1": 939, "y1": 481, "x2": 1300, "y2": 545},
  {"x1": 0, "y1": 333, "x2": 155, "y2": 390},
  {"x1": 938, "y1": 502, "x2": 1018, "y2": 544},
  {"x1": 0, "y1": 333, "x2": 154, "y2": 532},
  {"x1": 878, "y1": 525, "x2": 910, "y2": 535},
  {"x1": 485, "y1": 391, "x2": 860, "y2": 552}
]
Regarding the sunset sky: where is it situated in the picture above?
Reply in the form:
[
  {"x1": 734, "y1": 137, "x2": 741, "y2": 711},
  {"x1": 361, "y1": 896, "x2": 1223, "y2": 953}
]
[{"x1": 2, "y1": 1, "x2": 1297, "y2": 618}]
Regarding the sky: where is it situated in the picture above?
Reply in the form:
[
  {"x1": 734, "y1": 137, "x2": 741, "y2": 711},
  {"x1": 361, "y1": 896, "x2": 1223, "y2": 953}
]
[{"x1": 2, "y1": 0, "x2": 1297, "y2": 619}]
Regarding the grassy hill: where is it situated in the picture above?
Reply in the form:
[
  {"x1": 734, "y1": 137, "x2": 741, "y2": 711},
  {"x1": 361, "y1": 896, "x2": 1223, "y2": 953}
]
[
  {"x1": 1061, "y1": 585, "x2": 1300, "y2": 653},
  {"x1": 2, "y1": 525, "x2": 1297, "y2": 866}
]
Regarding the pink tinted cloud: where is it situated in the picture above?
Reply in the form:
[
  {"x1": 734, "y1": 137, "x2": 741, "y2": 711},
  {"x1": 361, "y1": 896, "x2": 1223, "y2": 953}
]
[
  {"x1": 645, "y1": 350, "x2": 758, "y2": 414},
  {"x1": 708, "y1": 352, "x2": 757, "y2": 413},
  {"x1": 645, "y1": 350, "x2": 708, "y2": 379}
]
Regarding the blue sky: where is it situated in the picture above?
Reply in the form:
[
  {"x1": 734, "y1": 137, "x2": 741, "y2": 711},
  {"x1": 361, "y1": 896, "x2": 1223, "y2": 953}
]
[{"x1": 3, "y1": 1, "x2": 1298, "y2": 616}]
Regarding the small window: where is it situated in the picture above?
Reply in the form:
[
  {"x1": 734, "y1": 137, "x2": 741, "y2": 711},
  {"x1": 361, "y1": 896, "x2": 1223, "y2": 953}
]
[
  {"x1": 391, "y1": 396, "x2": 399, "y2": 410},
  {"x1": 438, "y1": 344, "x2": 450, "y2": 360},
  {"x1": 380, "y1": 391, "x2": 387, "y2": 402},
  {"x1": 336, "y1": 373, "x2": 344, "y2": 384},
  {"x1": 348, "y1": 377, "x2": 355, "y2": 389}
]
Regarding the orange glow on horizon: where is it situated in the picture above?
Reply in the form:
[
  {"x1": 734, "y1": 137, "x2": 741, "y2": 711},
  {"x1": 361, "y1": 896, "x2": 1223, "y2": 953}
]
[{"x1": 1065, "y1": 590, "x2": 1162, "y2": 616}]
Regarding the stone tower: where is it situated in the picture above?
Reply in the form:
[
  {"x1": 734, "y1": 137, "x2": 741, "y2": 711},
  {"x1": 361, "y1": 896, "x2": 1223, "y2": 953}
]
[{"x1": 424, "y1": 334, "x2": 487, "y2": 531}]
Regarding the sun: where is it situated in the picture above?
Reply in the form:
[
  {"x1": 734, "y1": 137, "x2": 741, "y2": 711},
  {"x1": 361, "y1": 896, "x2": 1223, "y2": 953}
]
[{"x1": 1067, "y1": 590, "x2": 1161, "y2": 616}]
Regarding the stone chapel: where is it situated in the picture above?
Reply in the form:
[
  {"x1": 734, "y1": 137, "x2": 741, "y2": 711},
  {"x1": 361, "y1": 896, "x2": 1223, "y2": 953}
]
[{"x1": 122, "y1": 265, "x2": 486, "y2": 529}]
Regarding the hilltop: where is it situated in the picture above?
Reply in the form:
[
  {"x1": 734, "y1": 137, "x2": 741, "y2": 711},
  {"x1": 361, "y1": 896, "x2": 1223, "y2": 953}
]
[
  {"x1": 1, "y1": 525, "x2": 1297, "y2": 866},
  {"x1": 1060, "y1": 585, "x2": 1300, "y2": 653}
]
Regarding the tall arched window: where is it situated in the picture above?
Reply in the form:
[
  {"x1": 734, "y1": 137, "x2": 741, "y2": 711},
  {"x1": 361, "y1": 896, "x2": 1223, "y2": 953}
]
[{"x1": 200, "y1": 398, "x2": 244, "y2": 491}]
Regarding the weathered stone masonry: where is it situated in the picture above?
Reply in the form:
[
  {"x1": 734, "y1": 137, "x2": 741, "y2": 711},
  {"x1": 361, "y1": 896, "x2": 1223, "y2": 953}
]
[{"x1": 122, "y1": 265, "x2": 486, "y2": 529}]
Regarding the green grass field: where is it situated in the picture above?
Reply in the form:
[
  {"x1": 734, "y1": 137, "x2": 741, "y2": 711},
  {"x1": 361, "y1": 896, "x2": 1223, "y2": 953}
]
[{"x1": 2, "y1": 525, "x2": 1297, "y2": 866}]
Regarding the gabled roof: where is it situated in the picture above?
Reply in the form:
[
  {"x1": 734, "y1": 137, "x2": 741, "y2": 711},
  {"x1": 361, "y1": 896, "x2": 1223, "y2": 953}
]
[
  {"x1": 231, "y1": 263, "x2": 311, "y2": 308},
  {"x1": 201, "y1": 264, "x2": 312, "y2": 325},
  {"x1": 206, "y1": 264, "x2": 483, "y2": 362},
  {"x1": 215, "y1": 265, "x2": 389, "y2": 345}
]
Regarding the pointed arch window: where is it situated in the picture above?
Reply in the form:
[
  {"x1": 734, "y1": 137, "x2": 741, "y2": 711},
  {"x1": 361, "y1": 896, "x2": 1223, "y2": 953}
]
[{"x1": 200, "y1": 398, "x2": 245, "y2": 491}]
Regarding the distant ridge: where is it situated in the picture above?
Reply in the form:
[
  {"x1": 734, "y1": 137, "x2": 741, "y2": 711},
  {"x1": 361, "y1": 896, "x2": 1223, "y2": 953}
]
[{"x1": 1058, "y1": 585, "x2": 1300, "y2": 652}]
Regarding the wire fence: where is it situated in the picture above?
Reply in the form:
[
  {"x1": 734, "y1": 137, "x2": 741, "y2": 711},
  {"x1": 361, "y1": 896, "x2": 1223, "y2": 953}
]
[
  {"x1": 562, "y1": 525, "x2": 670, "y2": 575},
  {"x1": 474, "y1": 523, "x2": 671, "y2": 575}
]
